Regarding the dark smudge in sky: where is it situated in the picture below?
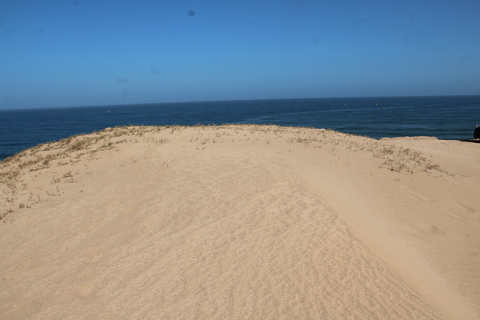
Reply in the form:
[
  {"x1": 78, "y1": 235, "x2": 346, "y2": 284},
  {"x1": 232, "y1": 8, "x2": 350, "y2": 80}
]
[
  {"x1": 150, "y1": 65, "x2": 159, "y2": 75},
  {"x1": 116, "y1": 77, "x2": 128, "y2": 84}
]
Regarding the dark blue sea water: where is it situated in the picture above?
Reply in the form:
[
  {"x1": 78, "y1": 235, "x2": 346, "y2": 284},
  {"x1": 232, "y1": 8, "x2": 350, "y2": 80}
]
[{"x1": 1, "y1": 95, "x2": 479, "y2": 161}]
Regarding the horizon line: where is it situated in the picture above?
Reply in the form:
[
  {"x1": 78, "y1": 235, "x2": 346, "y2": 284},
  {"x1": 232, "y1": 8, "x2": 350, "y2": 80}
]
[{"x1": 2, "y1": 93, "x2": 480, "y2": 111}]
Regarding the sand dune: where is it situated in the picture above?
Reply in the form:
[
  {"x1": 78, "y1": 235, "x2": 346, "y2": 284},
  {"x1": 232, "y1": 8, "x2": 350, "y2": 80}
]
[{"x1": 1, "y1": 125, "x2": 479, "y2": 319}]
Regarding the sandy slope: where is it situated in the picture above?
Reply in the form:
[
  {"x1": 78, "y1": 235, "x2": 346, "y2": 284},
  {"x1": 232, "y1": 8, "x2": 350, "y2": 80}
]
[{"x1": 1, "y1": 125, "x2": 479, "y2": 319}]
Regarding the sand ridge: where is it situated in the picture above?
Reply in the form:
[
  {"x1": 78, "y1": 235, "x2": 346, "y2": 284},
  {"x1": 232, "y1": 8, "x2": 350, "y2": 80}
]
[{"x1": 1, "y1": 125, "x2": 479, "y2": 319}]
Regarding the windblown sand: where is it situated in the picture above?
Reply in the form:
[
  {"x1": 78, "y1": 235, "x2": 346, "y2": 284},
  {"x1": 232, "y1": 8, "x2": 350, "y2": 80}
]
[{"x1": 1, "y1": 125, "x2": 479, "y2": 319}]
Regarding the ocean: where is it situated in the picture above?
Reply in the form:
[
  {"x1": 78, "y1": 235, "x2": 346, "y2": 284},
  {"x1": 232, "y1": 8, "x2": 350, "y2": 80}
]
[{"x1": 1, "y1": 95, "x2": 479, "y2": 161}]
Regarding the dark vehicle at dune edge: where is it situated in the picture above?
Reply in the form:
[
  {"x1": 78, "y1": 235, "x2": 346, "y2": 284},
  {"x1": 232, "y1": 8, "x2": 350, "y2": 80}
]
[{"x1": 474, "y1": 125, "x2": 480, "y2": 139}]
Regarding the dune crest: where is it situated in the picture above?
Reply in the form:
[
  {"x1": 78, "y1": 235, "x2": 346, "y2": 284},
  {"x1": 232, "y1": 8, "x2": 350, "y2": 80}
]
[{"x1": 1, "y1": 125, "x2": 479, "y2": 319}]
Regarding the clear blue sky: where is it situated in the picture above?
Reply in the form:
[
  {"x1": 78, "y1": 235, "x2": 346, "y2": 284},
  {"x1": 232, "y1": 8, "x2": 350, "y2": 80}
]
[{"x1": 1, "y1": 0, "x2": 479, "y2": 109}]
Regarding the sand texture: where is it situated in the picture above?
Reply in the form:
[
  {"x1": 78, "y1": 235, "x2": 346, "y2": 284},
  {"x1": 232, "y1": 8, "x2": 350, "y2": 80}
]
[{"x1": 1, "y1": 125, "x2": 479, "y2": 319}]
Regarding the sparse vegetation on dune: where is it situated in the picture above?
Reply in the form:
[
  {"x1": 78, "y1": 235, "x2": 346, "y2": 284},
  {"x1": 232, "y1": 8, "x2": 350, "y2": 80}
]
[{"x1": 1, "y1": 124, "x2": 446, "y2": 220}]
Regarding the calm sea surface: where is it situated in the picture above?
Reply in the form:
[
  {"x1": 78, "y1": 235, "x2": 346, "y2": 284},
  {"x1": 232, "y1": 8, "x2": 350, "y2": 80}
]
[{"x1": 1, "y1": 95, "x2": 479, "y2": 160}]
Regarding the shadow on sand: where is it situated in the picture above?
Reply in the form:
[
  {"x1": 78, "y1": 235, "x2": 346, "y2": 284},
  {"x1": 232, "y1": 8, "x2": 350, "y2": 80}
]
[{"x1": 459, "y1": 139, "x2": 480, "y2": 144}]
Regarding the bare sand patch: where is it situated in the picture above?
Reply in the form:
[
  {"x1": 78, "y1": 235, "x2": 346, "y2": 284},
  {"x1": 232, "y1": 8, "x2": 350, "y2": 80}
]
[{"x1": 1, "y1": 125, "x2": 479, "y2": 319}]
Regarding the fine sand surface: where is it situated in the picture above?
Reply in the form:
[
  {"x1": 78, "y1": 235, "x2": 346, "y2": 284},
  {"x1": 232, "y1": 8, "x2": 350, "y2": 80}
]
[{"x1": 1, "y1": 125, "x2": 479, "y2": 319}]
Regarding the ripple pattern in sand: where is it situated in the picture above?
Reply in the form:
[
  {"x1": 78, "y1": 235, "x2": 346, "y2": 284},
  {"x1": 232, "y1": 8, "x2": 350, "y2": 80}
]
[{"x1": 0, "y1": 144, "x2": 443, "y2": 319}]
